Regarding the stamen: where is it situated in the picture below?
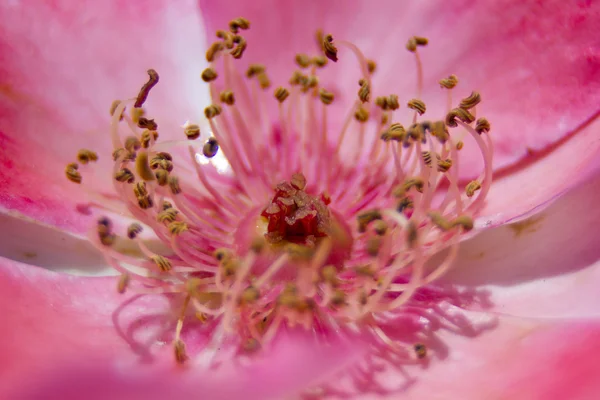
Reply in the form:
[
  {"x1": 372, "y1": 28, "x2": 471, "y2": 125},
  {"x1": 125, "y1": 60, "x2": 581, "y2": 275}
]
[
  {"x1": 229, "y1": 17, "x2": 250, "y2": 33},
  {"x1": 76, "y1": 149, "x2": 98, "y2": 164},
  {"x1": 151, "y1": 255, "x2": 172, "y2": 272},
  {"x1": 322, "y1": 34, "x2": 338, "y2": 62},
  {"x1": 414, "y1": 343, "x2": 427, "y2": 359},
  {"x1": 446, "y1": 107, "x2": 475, "y2": 127},
  {"x1": 202, "y1": 137, "x2": 219, "y2": 158},
  {"x1": 475, "y1": 118, "x2": 491, "y2": 134},
  {"x1": 407, "y1": 99, "x2": 426, "y2": 115},
  {"x1": 274, "y1": 87, "x2": 290, "y2": 103},
  {"x1": 459, "y1": 91, "x2": 481, "y2": 110},
  {"x1": 201, "y1": 68, "x2": 218, "y2": 82},
  {"x1": 184, "y1": 124, "x2": 201, "y2": 140},
  {"x1": 219, "y1": 91, "x2": 236, "y2": 105},
  {"x1": 127, "y1": 223, "x2": 143, "y2": 239},
  {"x1": 134, "y1": 69, "x2": 159, "y2": 108},
  {"x1": 295, "y1": 53, "x2": 312, "y2": 69},
  {"x1": 114, "y1": 168, "x2": 134, "y2": 183},
  {"x1": 204, "y1": 104, "x2": 222, "y2": 119},
  {"x1": 65, "y1": 162, "x2": 82, "y2": 184},
  {"x1": 465, "y1": 180, "x2": 482, "y2": 197},
  {"x1": 439, "y1": 74, "x2": 458, "y2": 89}
]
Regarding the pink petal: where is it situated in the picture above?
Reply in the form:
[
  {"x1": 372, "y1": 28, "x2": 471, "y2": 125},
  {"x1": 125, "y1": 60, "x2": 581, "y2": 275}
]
[
  {"x1": 0, "y1": 258, "x2": 362, "y2": 399},
  {"x1": 0, "y1": 0, "x2": 209, "y2": 232},
  {"x1": 198, "y1": 0, "x2": 600, "y2": 175},
  {"x1": 444, "y1": 165, "x2": 600, "y2": 318}
]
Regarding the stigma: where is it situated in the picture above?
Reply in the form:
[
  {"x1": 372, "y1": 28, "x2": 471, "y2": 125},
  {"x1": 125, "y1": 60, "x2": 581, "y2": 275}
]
[{"x1": 65, "y1": 17, "x2": 494, "y2": 367}]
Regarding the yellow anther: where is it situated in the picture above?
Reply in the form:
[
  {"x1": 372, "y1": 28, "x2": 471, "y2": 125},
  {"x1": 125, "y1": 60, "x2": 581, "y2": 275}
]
[
  {"x1": 367, "y1": 59, "x2": 377, "y2": 74},
  {"x1": 135, "y1": 152, "x2": 155, "y2": 181},
  {"x1": 387, "y1": 94, "x2": 400, "y2": 110},
  {"x1": 65, "y1": 162, "x2": 82, "y2": 184},
  {"x1": 173, "y1": 339, "x2": 188, "y2": 364},
  {"x1": 204, "y1": 104, "x2": 222, "y2": 119},
  {"x1": 130, "y1": 107, "x2": 145, "y2": 125},
  {"x1": 437, "y1": 158, "x2": 453, "y2": 172},
  {"x1": 246, "y1": 64, "x2": 265, "y2": 78},
  {"x1": 414, "y1": 343, "x2": 427, "y2": 359},
  {"x1": 295, "y1": 53, "x2": 311, "y2": 68},
  {"x1": 428, "y1": 211, "x2": 452, "y2": 231},
  {"x1": 168, "y1": 221, "x2": 189, "y2": 235},
  {"x1": 221, "y1": 258, "x2": 239, "y2": 278},
  {"x1": 274, "y1": 87, "x2": 290, "y2": 103},
  {"x1": 319, "y1": 88, "x2": 334, "y2": 105},
  {"x1": 230, "y1": 35, "x2": 247, "y2": 59},
  {"x1": 354, "y1": 265, "x2": 376, "y2": 277},
  {"x1": 407, "y1": 123, "x2": 426, "y2": 143},
  {"x1": 184, "y1": 124, "x2": 201, "y2": 140},
  {"x1": 430, "y1": 120, "x2": 450, "y2": 143},
  {"x1": 407, "y1": 98, "x2": 426, "y2": 115},
  {"x1": 140, "y1": 130, "x2": 159, "y2": 149},
  {"x1": 312, "y1": 55, "x2": 328, "y2": 68},
  {"x1": 357, "y1": 209, "x2": 382, "y2": 233},
  {"x1": 322, "y1": 33, "x2": 338, "y2": 62},
  {"x1": 301, "y1": 75, "x2": 318, "y2": 93},
  {"x1": 456, "y1": 140, "x2": 464, "y2": 150},
  {"x1": 229, "y1": 17, "x2": 250, "y2": 33},
  {"x1": 109, "y1": 99, "x2": 122, "y2": 117},
  {"x1": 155, "y1": 169, "x2": 169, "y2": 186},
  {"x1": 195, "y1": 312, "x2": 208, "y2": 323},
  {"x1": 201, "y1": 67, "x2": 218, "y2": 82},
  {"x1": 284, "y1": 243, "x2": 315, "y2": 261},
  {"x1": 127, "y1": 223, "x2": 143, "y2": 239},
  {"x1": 76, "y1": 149, "x2": 98, "y2": 164},
  {"x1": 354, "y1": 106, "x2": 369, "y2": 123},
  {"x1": 157, "y1": 208, "x2": 179, "y2": 223},
  {"x1": 375, "y1": 96, "x2": 388, "y2": 110},
  {"x1": 117, "y1": 273, "x2": 130, "y2": 294},
  {"x1": 257, "y1": 72, "x2": 271, "y2": 89},
  {"x1": 114, "y1": 168, "x2": 135, "y2": 184},
  {"x1": 289, "y1": 70, "x2": 306, "y2": 86},
  {"x1": 133, "y1": 181, "x2": 148, "y2": 198},
  {"x1": 452, "y1": 215, "x2": 474, "y2": 231},
  {"x1": 459, "y1": 91, "x2": 481, "y2": 110},
  {"x1": 203, "y1": 137, "x2": 219, "y2": 158},
  {"x1": 381, "y1": 114, "x2": 389, "y2": 125},
  {"x1": 393, "y1": 177, "x2": 424, "y2": 198},
  {"x1": 439, "y1": 74, "x2": 458, "y2": 89},
  {"x1": 239, "y1": 286, "x2": 260, "y2": 305},
  {"x1": 475, "y1": 118, "x2": 491, "y2": 134},
  {"x1": 358, "y1": 81, "x2": 370, "y2": 103},
  {"x1": 396, "y1": 196, "x2": 414, "y2": 213},
  {"x1": 406, "y1": 37, "x2": 418, "y2": 52},
  {"x1": 162, "y1": 201, "x2": 173, "y2": 210},
  {"x1": 149, "y1": 152, "x2": 173, "y2": 172},
  {"x1": 220, "y1": 90, "x2": 235, "y2": 105},
  {"x1": 206, "y1": 41, "x2": 224, "y2": 62},
  {"x1": 168, "y1": 176, "x2": 182, "y2": 195},
  {"x1": 381, "y1": 123, "x2": 406, "y2": 142},
  {"x1": 151, "y1": 255, "x2": 172, "y2": 272},
  {"x1": 465, "y1": 180, "x2": 482, "y2": 197},
  {"x1": 373, "y1": 220, "x2": 388, "y2": 236},
  {"x1": 446, "y1": 108, "x2": 475, "y2": 127},
  {"x1": 124, "y1": 136, "x2": 141, "y2": 153},
  {"x1": 422, "y1": 151, "x2": 433, "y2": 166}
]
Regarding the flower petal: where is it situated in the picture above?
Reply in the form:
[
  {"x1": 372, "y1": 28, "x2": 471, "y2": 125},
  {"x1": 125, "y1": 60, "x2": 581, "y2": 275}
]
[
  {"x1": 198, "y1": 0, "x2": 600, "y2": 176},
  {"x1": 444, "y1": 167, "x2": 600, "y2": 318},
  {"x1": 0, "y1": 258, "x2": 362, "y2": 399},
  {"x1": 0, "y1": 0, "x2": 210, "y2": 232}
]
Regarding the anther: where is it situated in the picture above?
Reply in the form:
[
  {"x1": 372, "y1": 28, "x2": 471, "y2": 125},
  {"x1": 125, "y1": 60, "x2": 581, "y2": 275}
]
[
  {"x1": 381, "y1": 123, "x2": 406, "y2": 142},
  {"x1": 456, "y1": 141, "x2": 464, "y2": 150},
  {"x1": 396, "y1": 197, "x2": 414, "y2": 213},
  {"x1": 155, "y1": 169, "x2": 169, "y2": 186},
  {"x1": 446, "y1": 108, "x2": 475, "y2": 127},
  {"x1": 216, "y1": 30, "x2": 235, "y2": 49},
  {"x1": 406, "y1": 36, "x2": 429, "y2": 52},
  {"x1": 367, "y1": 59, "x2": 377, "y2": 74},
  {"x1": 127, "y1": 223, "x2": 143, "y2": 239},
  {"x1": 357, "y1": 209, "x2": 382, "y2": 233},
  {"x1": 65, "y1": 162, "x2": 82, "y2": 184},
  {"x1": 312, "y1": 55, "x2": 328, "y2": 68},
  {"x1": 358, "y1": 81, "x2": 370, "y2": 103},
  {"x1": 203, "y1": 137, "x2": 219, "y2": 158},
  {"x1": 168, "y1": 176, "x2": 182, "y2": 195},
  {"x1": 414, "y1": 343, "x2": 427, "y2": 359},
  {"x1": 134, "y1": 69, "x2": 159, "y2": 108},
  {"x1": 295, "y1": 53, "x2": 312, "y2": 68},
  {"x1": 422, "y1": 151, "x2": 433, "y2": 166},
  {"x1": 322, "y1": 34, "x2": 338, "y2": 62},
  {"x1": 459, "y1": 91, "x2": 481, "y2": 110},
  {"x1": 257, "y1": 72, "x2": 271, "y2": 89},
  {"x1": 152, "y1": 255, "x2": 172, "y2": 272},
  {"x1": 407, "y1": 99, "x2": 426, "y2": 115},
  {"x1": 220, "y1": 91, "x2": 235, "y2": 105},
  {"x1": 114, "y1": 168, "x2": 134, "y2": 184},
  {"x1": 330, "y1": 289, "x2": 346, "y2": 307},
  {"x1": 206, "y1": 42, "x2": 224, "y2": 62},
  {"x1": 214, "y1": 248, "x2": 231, "y2": 262},
  {"x1": 124, "y1": 136, "x2": 141, "y2": 153},
  {"x1": 168, "y1": 221, "x2": 189, "y2": 235},
  {"x1": 437, "y1": 158, "x2": 453, "y2": 172},
  {"x1": 140, "y1": 130, "x2": 159, "y2": 148},
  {"x1": 137, "y1": 117, "x2": 158, "y2": 131},
  {"x1": 173, "y1": 339, "x2": 188, "y2": 364},
  {"x1": 239, "y1": 286, "x2": 260, "y2": 305},
  {"x1": 452, "y1": 215, "x2": 474, "y2": 231},
  {"x1": 246, "y1": 64, "x2": 265, "y2": 78},
  {"x1": 475, "y1": 118, "x2": 491, "y2": 134},
  {"x1": 162, "y1": 201, "x2": 173, "y2": 210},
  {"x1": 184, "y1": 124, "x2": 200, "y2": 140},
  {"x1": 201, "y1": 68, "x2": 218, "y2": 82},
  {"x1": 274, "y1": 87, "x2": 290, "y2": 103},
  {"x1": 109, "y1": 100, "x2": 123, "y2": 117},
  {"x1": 465, "y1": 180, "x2": 482, "y2": 197},
  {"x1": 230, "y1": 35, "x2": 247, "y2": 59},
  {"x1": 76, "y1": 149, "x2": 98, "y2": 164},
  {"x1": 373, "y1": 220, "x2": 388, "y2": 236},
  {"x1": 157, "y1": 208, "x2": 179, "y2": 223},
  {"x1": 229, "y1": 17, "x2": 250, "y2": 33},
  {"x1": 130, "y1": 107, "x2": 145, "y2": 125},
  {"x1": 393, "y1": 178, "x2": 424, "y2": 197},
  {"x1": 428, "y1": 211, "x2": 451, "y2": 231},
  {"x1": 117, "y1": 273, "x2": 130, "y2": 294},
  {"x1": 301, "y1": 75, "x2": 318, "y2": 93},
  {"x1": 430, "y1": 120, "x2": 449, "y2": 143},
  {"x1": 319, "y1": 88, "x2": 334, "y2": 105},
  {"x1": 204, "y1": 104, "x2": 222, "y2": 119},
  {"x1": 387, "y1": 94, "x2": 400, "y2": 110},
  {"x1": 375, "y1": 96, "x2": 388, "y2": 110},
  {"x1": 97, "y1": 217, "x2": 116, "y2": 246},
  {"x1": 150, "y1": 152, "x2": 174, "y2": 171},
  {"x1": 354, "y1": 106, "x2": 369, "y2": 123},
  {"x1": 135, "y1": 152, "x2": 156, "y2": 181},
  {"x1": 439, "y1": 74, "x2": 458, "y2": 89}
]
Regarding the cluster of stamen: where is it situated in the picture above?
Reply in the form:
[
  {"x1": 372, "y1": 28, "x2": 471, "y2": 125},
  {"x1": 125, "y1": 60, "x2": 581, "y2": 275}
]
[{"x1": 66, "y1": 17, "x2": 494, "y2": 368}]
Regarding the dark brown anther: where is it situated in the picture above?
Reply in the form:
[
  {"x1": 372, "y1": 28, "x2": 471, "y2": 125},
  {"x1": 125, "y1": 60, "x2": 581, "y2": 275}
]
[
  {"x1": 459, "y1": 91, "x2": 481, "y2": 110},
  {"x1": 295, "y1": 53, "x2": 311, "y2": 68},
  {"x1": 230, "y1": 35, "x2": 247, "y2": 59},
  {"x1": 475, "y1": 118, "x2": 491, "y2": 134},
  {"x1": 358, "y1": 81, "x2": 370, "y2": 103},
  {"x1": 155, "y1": 169, "x2": 169, "y2": 186},
  {"x1": 220, "y1": 90, "x2": 235, "y2": 105},
  {"x1": 77, "y1": 149, "x2": 98, "y2": 164},
  {"x1": 229, "y1": 17, "x2": 250, "y2": 33},
  {"x1": 414, "y1": 36, "x2": 428, "y2": 46},
  {"x1": 214, "y1": 248, "x2": 230, "y2": 262},
  {"x1": 65, "y1": 162, "x2": 82, "y2": 184},
  {"x1": 274, "y1": 87, "x2": 290, "y2": 103},
  {"x1": 134, "y1": 69, "x2": 159, "y2": 108},
  {"x1": 114, "y1": 168, "x2": 135, "y2": 184},
  {"x1": 127, "y1": 223, "x2": 143, "y2": 239},
  {"x1": 445, "y1": 108, "x2": 475, "y2": 127},
  {"x1": 184, "y1": 124, "x2": 201, "y2": 140},
  {"x1": 354, "y1": 106, "x2": 369, "y2": 123},
  {"x1": 168, "y1": 176, "x2": 181, "y2": 195},
  {"x1": 246, "y1": 64, "x2": 265, "y2": 78},
  {"x1": 201, "y1": 68, "x2": 218, "y2": 82},
  {"x1": 367, "y1": 59, "x2": 377, "y2": 74},
  {"x1": 140, "y1": 130, "x2": 159, "y2": 148},
  {"x1": 206, "y1": 41, "x2": 224, "y2": 62},
  {"x1": 203, "y1": 137, "x2": 219, "y2": 158},
  {"x1": 135, "y1": 152, "x2": 155, "y2": 181},
  {"x1": 97, "y1": 217, "x2": 116, "y2": 246},
  {"x1": 407, "y1": 99, "x2": 426, "y2": 115},
  {"x1": 322, "y1": 34, "x2": 338, "y2": 62},
  {"x1": 137, "y1": 117, "x2": 158, "y2": 131},
  {"x1": 319, "y1": 88, "x2": 334, "y2": 105},
  {"x1": 414, "y1": 343, "x2": 427, "y2": 359},
  {"x1": 204, "y1": 104, "x2": 222, "y2": 119},
  {"x1": 439, "y1": 74, "x2": 458, "y2": 89},
  {"x1": 437, "y1": 158, "x2": 453, "y2": 172},
  {"x1": 357, "y1": 209, "x2": 382, "y2": 233},
  {"x1": 465, "y1": 180, "x2": 482, "y2": 197},
  {"x1": 124, "y1": 136, "x2": 141, "y2": 152}
]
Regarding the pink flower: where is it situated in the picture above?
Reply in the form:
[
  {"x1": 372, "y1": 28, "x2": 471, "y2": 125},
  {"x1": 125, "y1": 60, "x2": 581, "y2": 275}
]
[{"x1": 1, "y1": 0, "x2": 599, "y2": 399}]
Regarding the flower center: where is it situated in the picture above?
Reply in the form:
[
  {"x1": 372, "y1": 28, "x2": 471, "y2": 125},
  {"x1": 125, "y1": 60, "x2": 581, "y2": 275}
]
[{"x1": 64, "y1": 16, "x2": 495, "y2": 371}]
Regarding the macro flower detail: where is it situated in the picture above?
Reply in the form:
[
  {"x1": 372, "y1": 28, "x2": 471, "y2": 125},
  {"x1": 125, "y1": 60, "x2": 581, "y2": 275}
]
[{"x1": 64, "y1": 17, "x2": 495, "y2": 368}]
